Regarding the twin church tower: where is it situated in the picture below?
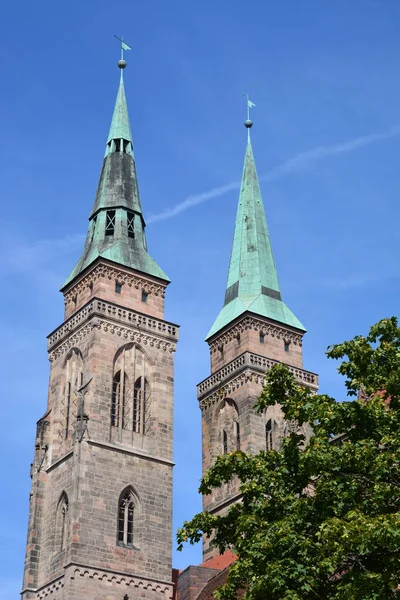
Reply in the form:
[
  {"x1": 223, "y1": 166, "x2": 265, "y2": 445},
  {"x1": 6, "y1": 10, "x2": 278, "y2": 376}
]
[{"x1": 21, "y1": 54, "x2": 318, "y2": 599}]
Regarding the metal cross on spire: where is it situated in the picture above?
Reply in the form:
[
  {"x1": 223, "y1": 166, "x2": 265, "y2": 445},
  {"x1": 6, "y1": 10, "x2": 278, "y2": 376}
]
[{"x1": 114, "y1": 34, "x2": 132, "y2": 60}]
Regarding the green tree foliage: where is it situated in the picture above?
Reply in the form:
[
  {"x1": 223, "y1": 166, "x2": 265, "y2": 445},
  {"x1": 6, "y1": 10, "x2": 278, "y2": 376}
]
[{"x1": 177, "y1": 318, "x2": 400, "y2": 599}]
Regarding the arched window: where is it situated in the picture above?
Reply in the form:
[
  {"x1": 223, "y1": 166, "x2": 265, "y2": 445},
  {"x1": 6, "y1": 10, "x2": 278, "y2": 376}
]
[
  {"x1": 118, "y1": 488, "x2": 137, "y2": 547},
  {"x1": 218, "y1": 398, "x2": 239, "y2": 457},
  {"x1": 266, "y1": 419, "x2": 275, "y2": 451},
  {"x1": 111, "y1": 370, "x2": 128, "y2": 428},
  {"x1": 56, "y1": 493, "x2": 69, "y2": 552},
  {"x1": 234, "y1": 421, "x2": 240, "y2": 450},
  {"x1": 111, "y1": 345, "x2": 150, "y2": 436},
  {"x1": 63, "y1": 349, "x2": 83, "y2": 439}
]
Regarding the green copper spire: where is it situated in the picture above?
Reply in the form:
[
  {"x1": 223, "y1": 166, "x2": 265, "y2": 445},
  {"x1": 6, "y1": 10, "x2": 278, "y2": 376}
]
[
  {"x1": 206, "y1": 119, "x2": 305, "y2": 339},
  {"x1": 106, "y1": 73, "x2": 133, "y2": 152},
  {"x1": 63, "y1": 54, "x2": 169, "y2": 289}
]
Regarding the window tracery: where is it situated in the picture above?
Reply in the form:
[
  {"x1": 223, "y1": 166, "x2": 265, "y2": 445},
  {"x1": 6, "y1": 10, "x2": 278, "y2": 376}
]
[
  {"x1": 118, "y1": 488, "x2": 138, "y2": 547},
  {"x1": 111, "y1": 345, "x2": 150, "y2": 435}
]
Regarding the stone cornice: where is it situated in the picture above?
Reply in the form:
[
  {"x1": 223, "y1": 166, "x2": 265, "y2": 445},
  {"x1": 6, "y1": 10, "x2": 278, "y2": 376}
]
[
  {"x1": 48, "y1": 297, "x2": 178, "y2": 360},
  {"x1": 198, "y1": 351, "x2": 318, "y2": 409},
  {"x1": 22, "y1": 575, "x2": 64, "y2": 598},
  {"x1": 88, "y1": 439, "x2": 174, "y2": 467},
  {"x1": 63, "y1": 262, "x2": 167, "y2": 308},
  {"x1": 208, "y1": 315, "x2": 303, "y2": 352},
  {"x1": 68, "y1": 563, "x2": 173, "y2": 599},
  {"x1": 46, "y1": 450, "x2": 73, "y2": 473}
]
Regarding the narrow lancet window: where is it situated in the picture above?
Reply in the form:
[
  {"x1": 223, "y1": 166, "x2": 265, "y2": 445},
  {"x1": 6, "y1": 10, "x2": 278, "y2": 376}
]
[
  {"x1": 118, "y1": 489, "x2": 136, "y2": 547},
  {"x1": 63, "y1": 349, "x2": 83, "y2": 440},
  {"x1": 111, "y1": 370, "x2": 128, "y2": 428},
  {"x1": 105, "y1": 210, "x2": 116, "y2": 236},
  {"x1": 234, "y1": 421, "x2": 241, "y2": 450},
  {"x1": 133, "y1": 377, "x2": 147, "y2": 434},
  {"x1": 223, "y1": 430, "x2": 228, "y2": 454},
  {"x1": 266, "y1": 419, "x2": 274, "y2": 451},
  {"x1": 56, "y1": 493, "x2": 69, "y2": 552},
  {"x1": 65, "y1": 382, "x2": 71, "y2": 439}
]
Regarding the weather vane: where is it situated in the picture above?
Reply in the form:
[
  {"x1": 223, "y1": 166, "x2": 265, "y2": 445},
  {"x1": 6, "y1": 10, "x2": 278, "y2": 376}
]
[
  {"x1": 114, "y1": 34, "x2": 132, "y2": 64},
  {"x1": 243, "y1": 93, "x2": 255, "y2": 131}
]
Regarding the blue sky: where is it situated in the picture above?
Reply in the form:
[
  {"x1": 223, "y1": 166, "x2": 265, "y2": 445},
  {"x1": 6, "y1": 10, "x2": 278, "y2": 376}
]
[{"x1": 1, "y1": 0, "x2": 400, "y2": 595}]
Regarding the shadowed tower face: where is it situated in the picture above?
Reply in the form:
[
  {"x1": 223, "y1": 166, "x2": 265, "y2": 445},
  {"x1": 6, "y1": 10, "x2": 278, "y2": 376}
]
[
  {"x1": 21, "y1": 53, "x2": 179, "y2": 600},
  {"x1": 197, "y1": 118, "x2": 318, "y2": 561}
]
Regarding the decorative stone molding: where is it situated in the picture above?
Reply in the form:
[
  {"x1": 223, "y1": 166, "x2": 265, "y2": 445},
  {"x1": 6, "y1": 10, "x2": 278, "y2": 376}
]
[
  {"x1": 35, "y1": 577, "x2": 64, "y2": 598},
  {"x1": 208, "y1": 316, "x2": 303, "y2": 352},
  {"x1": 48, "y1": 303, "x2": 95, "y2": 348},
  {"x1": 49, "y1": 317, "x2": 176, "y2": 362},
  {"x1": 64, "y1": 263, "x2": 166, "y2": 308},
  {"x1": 199, "y1": 369, "x2": 265, "y2": 410},
  {"x1": 198, "y1": 351, "x2": 318, "y2": 402},
  {"x1": 49, "y1": 322, "x2": 95, "y2": 361},
  {"x1": 69, "y1": 565, "x2": 173, "y2": 599},
  {"x1": 248, "y1": 353, "x2": 317, "y2": 387},
  {"x1": 94, "y1": 300, "x2": 177, "y2": 338},
  {"x1": 48, "y1": 298, "x2": 178, "y2": 357}
]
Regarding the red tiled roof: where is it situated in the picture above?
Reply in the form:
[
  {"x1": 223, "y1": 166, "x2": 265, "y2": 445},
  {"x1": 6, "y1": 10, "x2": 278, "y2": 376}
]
[{"x1": 199, "y1": 550, "x2": 236, "y2": 571}]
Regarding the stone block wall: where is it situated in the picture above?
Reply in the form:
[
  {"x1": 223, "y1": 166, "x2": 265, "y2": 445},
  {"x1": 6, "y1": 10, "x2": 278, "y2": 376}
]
[
  {"x1": 63, "y1": 261, "x2": 167, "y2": 321},
  {"x1": 176, "y1": 566, "x2": 219, "y2": 600},
  {"x1": 209, "y1": 316, "x2": 304, "y2": 373}
]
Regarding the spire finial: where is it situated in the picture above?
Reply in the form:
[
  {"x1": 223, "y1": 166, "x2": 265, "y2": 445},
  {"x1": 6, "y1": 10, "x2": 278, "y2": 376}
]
[
  {"x1": 243, "y1": 94, "x2": 255, "y2": 139},
  {"x1": 114, "y1": 35, "x2": 132, "y2": 76}
]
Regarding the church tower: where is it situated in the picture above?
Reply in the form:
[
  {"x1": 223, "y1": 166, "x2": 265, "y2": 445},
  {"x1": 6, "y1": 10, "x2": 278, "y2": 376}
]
[
  {"x1": 197, "y1": 116, "x2": 318, "y2": 561},
  {"x1": 22, "y1": 53, "x2": 178, "y2": 599}
]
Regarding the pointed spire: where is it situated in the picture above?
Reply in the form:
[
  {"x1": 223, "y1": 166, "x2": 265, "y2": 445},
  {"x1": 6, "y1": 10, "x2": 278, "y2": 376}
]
[
  {"x1": 106, "y1": 71, "x2": 133, "y2": 151},
  {"x1": 206, "y1": 119, "x2": 305, "y2": 339},
  {"x1": 62, "y1": 52, "x2": 169, "y2": 289}
]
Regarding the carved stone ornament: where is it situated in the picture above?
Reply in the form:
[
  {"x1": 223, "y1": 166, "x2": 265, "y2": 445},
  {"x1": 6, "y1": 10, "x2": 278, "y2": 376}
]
[
  {"x1": 199, "y1": 369, "x2": 266, "y2": 410},
  {"x1": 49, "y1": 319, "x2": 176, "y2": 362},
  {"x1": 64, "y1": 263, "x2": 166, "y2": 307},
  {"x1": 69, "y1": 566, "x2": 173, "y2": 599},
  {"x1": 208, "y1": 315, "x2": 303, "y2": 352},
  {"x1": 198, "y1": 351, "x2": 318, "y2": 398},
  {"x1": 48, "y1": 298, "x2": 178, "y2": 351},
  {"x1": 36, "y1": 577, "x2": 64, "y2": 598}
]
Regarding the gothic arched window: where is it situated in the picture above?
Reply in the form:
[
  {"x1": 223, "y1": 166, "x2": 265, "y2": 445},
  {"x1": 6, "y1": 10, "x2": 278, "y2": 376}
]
[
  {"x1": 218, "y1": 398, "x2": 239, "y2": 457},
  {"x1": 118, "y1": 488, "x2": 137, "y2": 547},
  {"x1": 111, "y1": 345, "x2": 150, "y2": 436},
  {"x1": 56, "y1": 493, "x2": 69, "y2": 552},
  {"x1": 63, "y1": 349, "x2": 83, "y2": 439},
  {"x1": 266, "y1": 419, "x2": 275, "y2": 451}
]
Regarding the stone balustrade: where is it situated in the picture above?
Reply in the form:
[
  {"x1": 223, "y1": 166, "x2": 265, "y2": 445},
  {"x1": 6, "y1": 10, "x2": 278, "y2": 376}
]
[
  {"x1": 48, "y1": 298, "x2": 179, "y2": 351},
  {"x1": 197, "y1": 351, "x2": 318, "y2": 399}
]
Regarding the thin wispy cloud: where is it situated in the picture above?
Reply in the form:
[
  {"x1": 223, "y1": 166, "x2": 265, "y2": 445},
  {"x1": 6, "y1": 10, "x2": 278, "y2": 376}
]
[
  {"x1": 1, "y1": 233, "x2": 85, "y2": 289},
  {"x1": 147, "y1": 125, "x2": 400, "y2": 224}
]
